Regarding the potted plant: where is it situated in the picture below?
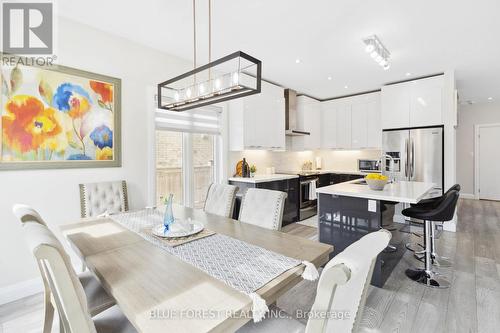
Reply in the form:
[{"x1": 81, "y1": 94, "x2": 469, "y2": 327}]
[{"x1": 250, "y1": 165, "x2": 257, "y2": 177}]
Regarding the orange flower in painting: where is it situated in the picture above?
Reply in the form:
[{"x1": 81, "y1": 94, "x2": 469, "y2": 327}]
[
  {"x1": 2, "y1": 95, "x2": 62, "y2": 153},
  {"x1": 90, "y1": 81, "x2": 113, "y2": 103}
]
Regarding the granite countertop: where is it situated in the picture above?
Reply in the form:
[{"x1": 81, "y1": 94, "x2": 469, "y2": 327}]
[
  {"x1": 316, "y1": 179, "x2": 435, "y2": 204},
  {"x1": 228, "y1": 174, "x2": 299, "y2": 184}
]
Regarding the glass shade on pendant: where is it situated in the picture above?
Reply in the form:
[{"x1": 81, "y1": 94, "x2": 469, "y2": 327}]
[{"x1": 158, "y1": 51, "x2": 261, "y2": 112}]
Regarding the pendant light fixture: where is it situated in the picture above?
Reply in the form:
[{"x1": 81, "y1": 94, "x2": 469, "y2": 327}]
[{"x1": 158, "y1": 0, "x2": 262, "y2": 112}]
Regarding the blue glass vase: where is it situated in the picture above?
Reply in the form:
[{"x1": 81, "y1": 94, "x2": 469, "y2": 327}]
[{"x1": 163, "y1": 193, "x2": 174, "y2": 232}]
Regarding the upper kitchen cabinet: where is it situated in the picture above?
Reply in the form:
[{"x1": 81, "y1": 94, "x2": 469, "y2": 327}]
[
  {"x1": 291, "y1": 96, "x2": 321, "y2": 150},
  {"x1": 229, "y1": 80, "x2": 285, "y2": 151},
  {"x1": 381, "y1": 75, "x2": 444, "y2": 129},
  {"x1": 321, "y1": 100, "x2": 338, "y2": 149}
]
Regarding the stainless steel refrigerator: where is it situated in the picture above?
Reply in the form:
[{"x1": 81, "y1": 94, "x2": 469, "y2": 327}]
[{"x1": 382, "y1": 126, "x2": 444, "y2": 197}]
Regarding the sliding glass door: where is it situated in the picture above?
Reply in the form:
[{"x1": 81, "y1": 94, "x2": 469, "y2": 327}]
[{"x1": 155, "y1": 130, "x2": 217, "y2": 208}]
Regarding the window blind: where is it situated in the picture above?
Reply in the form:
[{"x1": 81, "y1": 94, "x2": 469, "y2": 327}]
[{"x1": 155, "y1": 104, "x2": 222, "y2": 134}]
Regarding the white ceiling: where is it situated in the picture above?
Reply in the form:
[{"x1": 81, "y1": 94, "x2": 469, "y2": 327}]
[{"x1": 58, "y1": 0, "x2": 500, "y2": 103}]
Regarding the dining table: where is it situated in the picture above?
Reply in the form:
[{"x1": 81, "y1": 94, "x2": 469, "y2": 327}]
[{"x1": 60, "y1": 204, "x2": 333, "y2": 333}]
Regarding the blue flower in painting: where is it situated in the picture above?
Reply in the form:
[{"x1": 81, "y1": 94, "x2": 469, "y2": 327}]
[
  {"x1": 67, "y1": 154, "x2": 92, "y2": 160},
  {"x1": 52, "y1": 83, "x2": 92, "y2": 118},
  {"x1": 90, "y1": 125, "x2": 113, "y2": 149}
]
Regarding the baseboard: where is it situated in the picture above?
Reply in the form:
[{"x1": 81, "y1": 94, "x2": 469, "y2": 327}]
[
  {"x1": 0, "y1": 277, "x2": 43, "y2": 306},
  {"x1": 460, "y1": 193, "x2": 475, "y2": 200}
]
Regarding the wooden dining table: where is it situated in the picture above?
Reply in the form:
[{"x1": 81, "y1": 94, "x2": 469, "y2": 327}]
[{"x1": 61, "y1": 205, "x2": 333, "y2": 333}]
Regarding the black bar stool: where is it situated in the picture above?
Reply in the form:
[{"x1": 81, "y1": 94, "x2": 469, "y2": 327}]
[
  {"x1": 403, "y1": 190, "x2": 459, "y2": 288},
  {"x1": 405, "y1": 184, "x2": 461, "y2": 267}
]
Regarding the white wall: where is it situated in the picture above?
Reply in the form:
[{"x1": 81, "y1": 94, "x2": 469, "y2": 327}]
[
  {"x1": 228, "y1": 149, "x2": 381, "y2": 176},
  {"x1": 457, "y1": 101, "x2": 500, "y2": 195},
  {"x1": 0, "y1": 17, "x2": 190, "y2": 299}
]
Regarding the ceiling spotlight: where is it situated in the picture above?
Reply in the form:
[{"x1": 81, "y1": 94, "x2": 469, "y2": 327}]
[
  {"x1": 295, "y1": 58, "x2": 301, "y2": 64},
  {"x1": 327, "y1": 76, "x2": 332, "y2": 80},
  {"x1": 344, "y1": 85, "x2": 348, "y2": 89},
  {"x1": 363, "y1": 35, "x2": 391, "y2": 70},
  {"x1": 488, "y1": 97, "x2": 493, "y2": 101},
  {"x1": 406, "y1": 72, "x2": 411, "y2": 76}
]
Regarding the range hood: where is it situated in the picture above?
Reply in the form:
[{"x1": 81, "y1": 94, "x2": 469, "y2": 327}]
[{"x1": 285, "y1": 89, "x2": 310, "y2": 136}]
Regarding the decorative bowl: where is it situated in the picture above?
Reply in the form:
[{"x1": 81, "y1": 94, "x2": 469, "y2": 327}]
[
  {"x1": 152, "y1": 219, "x2": 204, "y2": 238},
  {"x1": 365, "y1": 178, "x2": 388, "y2": 191}
]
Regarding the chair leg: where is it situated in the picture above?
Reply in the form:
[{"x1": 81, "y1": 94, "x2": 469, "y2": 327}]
[
  {"x1": 42, "y1": 291, "x2": 54, "y2": 333},
  {"x1": 405, "y1": 220, "x2": 450, "y2": 288},
  {"x1": 430, "y1": 221, "x2": 452, "y2": 267}
]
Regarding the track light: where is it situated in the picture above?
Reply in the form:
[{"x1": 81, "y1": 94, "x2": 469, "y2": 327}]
[{"x1": 363, "y1": 35, "x2": 391, "y2": 70}]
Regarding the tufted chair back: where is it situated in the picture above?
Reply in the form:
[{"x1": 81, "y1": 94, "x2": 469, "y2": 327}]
[
  {"x1": 203, "y1": 183, "x2": 238, "y2": 218},
  {"x1": 79, "y1": 181, "x2": 129, "y2": 218},
  {"x1": 238, "y1": 188, "x2": 287, "y2": 230}
]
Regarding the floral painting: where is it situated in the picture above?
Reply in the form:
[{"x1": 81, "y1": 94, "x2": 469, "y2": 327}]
[{"x1": 0, "y1": 59, "x2": 121, "y2": 169}]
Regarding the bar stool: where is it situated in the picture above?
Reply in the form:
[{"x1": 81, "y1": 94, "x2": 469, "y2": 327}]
[
  {"x1": 405, "y1": 184, "x2": 461, "y2": 267},
  {"x1": 403, "y1": 190, "x2": 459, "y2": 288}
]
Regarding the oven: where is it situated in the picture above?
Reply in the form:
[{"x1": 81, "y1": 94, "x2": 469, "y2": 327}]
[{"x1": 299, "y1": 174, "x2": 319, "y2": 220}]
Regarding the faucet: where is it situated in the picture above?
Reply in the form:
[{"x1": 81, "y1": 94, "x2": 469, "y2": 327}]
[{"x1": 379, "y1": 154, "x2": 396, "y2": 183}]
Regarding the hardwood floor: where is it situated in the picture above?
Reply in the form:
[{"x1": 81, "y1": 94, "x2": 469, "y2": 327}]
[{"x1": 1, "y1": 199, "x2": 499, "y2": 332}]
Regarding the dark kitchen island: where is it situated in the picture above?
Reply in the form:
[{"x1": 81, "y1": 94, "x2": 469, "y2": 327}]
[{"x1": 316, "y1": 179, "x2": 435, "y2": 287}]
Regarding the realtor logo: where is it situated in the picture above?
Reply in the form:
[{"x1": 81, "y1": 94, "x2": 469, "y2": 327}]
[{"x1": 2, "y1": 2, "x2": 53, "y2": 54}]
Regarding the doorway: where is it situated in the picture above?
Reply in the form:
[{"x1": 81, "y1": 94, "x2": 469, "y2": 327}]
[{"x1": 475, "y1": 123, "x2": 500, "y2": 200}]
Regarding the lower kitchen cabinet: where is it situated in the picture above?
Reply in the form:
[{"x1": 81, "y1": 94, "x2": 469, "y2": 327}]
[{"x1": 228, "y1": 178, "x2": 299, "y2": 226}]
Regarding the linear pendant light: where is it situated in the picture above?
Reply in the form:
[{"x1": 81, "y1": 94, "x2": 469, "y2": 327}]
[{"x1": 158, "y1": 0, "x2": 262, "y2": 112}]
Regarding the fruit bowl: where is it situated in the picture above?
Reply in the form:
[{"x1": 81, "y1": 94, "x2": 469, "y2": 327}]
[{"x1": 365, "y1": 173, "x2": 389, "y2": 191}]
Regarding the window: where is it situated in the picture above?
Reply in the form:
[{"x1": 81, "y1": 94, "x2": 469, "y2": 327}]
[{"x1": 154, "y1": 105, "x2": 222, "y2": 208}]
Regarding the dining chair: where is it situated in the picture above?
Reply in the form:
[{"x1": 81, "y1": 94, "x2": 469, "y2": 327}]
[
  {"x1": 237, "y1": 229, "x2": 392, "y2": 333},
  {"x1": 13, "y1": 204, "x2": 117, "y2": 333},
  {"x1": 238, "y1": 188, "x2": 287, "y2": 230},
  {"x1": 203, "y1": 183, "x2": 238, "y2": 218},
  {"x1": 79, "y1": 180, "x2": 129, "y2": 218},
  {"x1": 19, "y1": 219, "x2": 136, "y2": 333}
]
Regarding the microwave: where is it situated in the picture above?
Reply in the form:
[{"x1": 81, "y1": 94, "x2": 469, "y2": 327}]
[{"x1": 358, "y1": 159, "x2": 381, "y2": 173}]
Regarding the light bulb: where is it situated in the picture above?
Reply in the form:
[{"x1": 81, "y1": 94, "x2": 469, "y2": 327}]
[
  {"x1": 198, "y1": 83, "x2": 205, "y2": 95},
  {"x1": 383, "y1": 63, "x2": 391, "y2": 71},
  {"x1": 214, "y1": 78, "x2": 221, "y2": 90},
  {"x1": 232, "y1": 72, "x2": 239, "y2": 85},
  {"x1": 174, "y1": 91, "x2": 180, "y2": 101},
  {"x1": 186, "y1": 88, "x2": 192, "y2": 98},
  {"x1": 370, "y1": 51, "x2": 378, "y2": 59},
  {"x1": 365, "y1": 44, "x2": 374, "y2": 53},
  {"x1": 379, "y1": 59, "x2": 388, "y2": 66},
  {"x1": 375, "y1": 55, "x2": 383, "y2": 63}
]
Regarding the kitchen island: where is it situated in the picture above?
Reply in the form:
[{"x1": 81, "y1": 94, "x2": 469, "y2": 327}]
[{"x1": 316, "y1": 180, "x2": 435, "y2": 287}]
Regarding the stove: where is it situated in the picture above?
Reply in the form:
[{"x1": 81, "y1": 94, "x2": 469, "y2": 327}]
[{"x1": 279, "y1": 171, "x2": 320, "y2": 220}]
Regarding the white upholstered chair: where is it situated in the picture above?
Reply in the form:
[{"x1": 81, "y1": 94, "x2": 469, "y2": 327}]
[
  {"x1": 203, "y1": 183, "x2": 238, "y2": 218},
  {"x1": 79, "y1": 181, "x2": 129, "y2": 218},
  {"x1": 238, "y1": 188, "x2": 287, "y2": 230},
  {"x1": 238, "y1": 229, "x2": 392, "y2": 333},
  {"x1": 13, "y1": 204, "x2": 118, "y2": 333},
  {"x1": 18, "y1": 215, "x2": 136, "y2": 333}
]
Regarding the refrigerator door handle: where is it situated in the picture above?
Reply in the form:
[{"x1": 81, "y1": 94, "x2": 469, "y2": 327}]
[
  {"x1": 404, "y1": 138, "x2": 409, "y2": 178},
  {"x1": 411, "y1": 139, "x2": 415, "y2": 179}
]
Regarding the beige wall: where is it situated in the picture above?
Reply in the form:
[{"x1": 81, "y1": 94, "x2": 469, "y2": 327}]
[
  {"x1": 0, "y1": 17, "x2": 191, "y2": 298},
  {"x1": 229, "y1": 149, "x2": 382, "y2": 176},
  {"x1": 457, "y1": 101, "x2": 500, "y2": 195}
]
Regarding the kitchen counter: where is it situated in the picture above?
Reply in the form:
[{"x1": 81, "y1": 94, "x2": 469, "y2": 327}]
[
  {"x1": 228, "y1": 174, "x2": 299, "y2": 184},
  {"x1": 316, "y1": 180, "x2": 435, "y2": 204}
]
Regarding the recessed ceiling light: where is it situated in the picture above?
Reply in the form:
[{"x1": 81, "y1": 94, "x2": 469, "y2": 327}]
[
  {"x1": 327, "y1": 76, "x2": 332, "y2": 81},
  {"x1": 295, "y1": 59, "x2": 301, "y2": 64},
  {"x1": 406, "y1": 72, "x2": 412, "y2": 76},
  {"x1": 344, "y1": 85, "x2": 348, "y2": 89},
  {"x1": 488, "y1": 97, "x2": 493, "y2": 101}
]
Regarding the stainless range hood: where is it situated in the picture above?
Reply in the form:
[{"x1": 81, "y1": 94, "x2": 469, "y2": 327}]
[{"x1": 285, "y1": 89, "x2": 310, "y2": 136}]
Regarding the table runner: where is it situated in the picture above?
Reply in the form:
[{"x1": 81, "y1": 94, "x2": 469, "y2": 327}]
[{"x1": 110, "y1": 208, "x2": 319, "y2": 322}]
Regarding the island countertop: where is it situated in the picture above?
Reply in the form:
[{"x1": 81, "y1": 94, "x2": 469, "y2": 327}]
[{"x1": 316, "y1": 180, "x2": 435, "y2": 204}]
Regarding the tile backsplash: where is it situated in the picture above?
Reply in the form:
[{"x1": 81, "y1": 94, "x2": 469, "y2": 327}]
[{"x1": 228, "y1": 149, "x2": 382, "y2": 176}]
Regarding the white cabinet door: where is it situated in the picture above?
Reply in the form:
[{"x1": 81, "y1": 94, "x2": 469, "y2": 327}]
[
  {"x1": 336, "y1": 105, "x2": 352, "y2": 149},
  {"x1": 366, "y1": 100, "x2": 382, "y2": 148},
  {"x1": 409, "y1": 76, "x2": 443, "y2": 127},
  {"x1": 321, "y1": 102, "x2": 338, "y2": 148},
  {"x1": 381, "y1": 83, "x2": 410, "y2": 129},
  {"x1": 268, "y1": 84, "x2": 285, "y2": 149},
  {"x1": 293, "y1": 97, "x2": 321, "y2": 150},
  {"x1": 351, "y1": 103, "x2": 368, "y2": 149}
]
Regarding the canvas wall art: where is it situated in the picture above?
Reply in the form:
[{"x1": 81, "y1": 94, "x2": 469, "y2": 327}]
[{"x1": 0, "y1": 57, "x2": 121, "y2": 170}]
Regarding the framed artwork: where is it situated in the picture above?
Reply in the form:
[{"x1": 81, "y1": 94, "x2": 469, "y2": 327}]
[{"x1": 0, "y1": 55, "x2": 121, "y2": 170}]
